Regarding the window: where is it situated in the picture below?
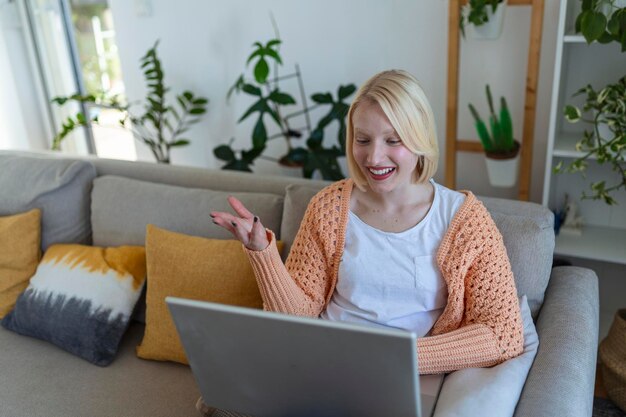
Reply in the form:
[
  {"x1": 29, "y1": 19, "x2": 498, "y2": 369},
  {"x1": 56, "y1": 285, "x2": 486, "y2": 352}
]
[{"x1": 25, "y1": 0, "x2": 135, "y2": 160}]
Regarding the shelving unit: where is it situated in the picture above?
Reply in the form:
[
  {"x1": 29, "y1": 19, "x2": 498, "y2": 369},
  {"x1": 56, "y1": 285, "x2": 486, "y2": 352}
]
[{"x1": 542, "y1": 0, "x2": 626, "y2": 265}]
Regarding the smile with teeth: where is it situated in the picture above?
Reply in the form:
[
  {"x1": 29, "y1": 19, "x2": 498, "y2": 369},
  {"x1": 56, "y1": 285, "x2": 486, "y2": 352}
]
[{"x1": 367, "y1": 167, "x2": 396, "y2": 178}]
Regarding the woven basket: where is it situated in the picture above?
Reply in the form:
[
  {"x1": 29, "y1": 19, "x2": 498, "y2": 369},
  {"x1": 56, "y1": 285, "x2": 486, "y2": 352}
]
[{"x1": 599, "y1": 309, "x2": 626, "y2": 412}]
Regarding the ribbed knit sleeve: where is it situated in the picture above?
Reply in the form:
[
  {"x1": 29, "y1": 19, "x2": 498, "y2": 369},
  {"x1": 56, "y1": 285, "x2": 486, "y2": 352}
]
[
  {"x1": 418, "y1": 193, "x2": 524, "y2": 374},
  {"x1": 245, "y1": 180, "x2": 350, "y2": 317}
]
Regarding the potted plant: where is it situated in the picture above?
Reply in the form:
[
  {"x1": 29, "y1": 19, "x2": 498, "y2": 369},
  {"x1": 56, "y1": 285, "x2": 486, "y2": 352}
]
[
  {"x1": 460, "y1": 0, "x2": 508, "y2": 40},
  {"x1": 51, "y1": 41, "x2": 208, "y2": 164},
  {"x1": 213, "y1": 36, "x2": 356, "y2": 180},
  {"x1": 575, "y1": 0, "x2": 626, "y2": 51},
  {"x1": 468, "y1": 85, "x2": 520, "y2": 187},
  {"x1": 558, "y1": 75, "x2": 625, "y2": 205}
]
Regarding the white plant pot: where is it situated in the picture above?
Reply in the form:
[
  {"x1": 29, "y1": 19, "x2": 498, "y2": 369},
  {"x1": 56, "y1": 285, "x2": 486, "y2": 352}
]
[
  {"x1": 485, "y1": 146, "x2": 520, "y2": 188},
  {"x1": 470, "y1": 0, "x2": 507, "y2": 40}
]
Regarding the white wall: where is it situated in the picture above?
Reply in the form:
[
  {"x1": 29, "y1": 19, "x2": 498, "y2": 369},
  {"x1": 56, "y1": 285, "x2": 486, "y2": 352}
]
[{"x1": 109, "y1": 0, "x2": 560, "y2": 203}]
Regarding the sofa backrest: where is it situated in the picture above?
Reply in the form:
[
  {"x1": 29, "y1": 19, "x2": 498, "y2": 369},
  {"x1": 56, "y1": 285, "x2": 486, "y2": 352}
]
[
  {"x1": 0, "y1": 153, "x2": 96, "y2": 251},
  {"x1": 1, "y1": 151, "x2": 554, "y2": 318}
]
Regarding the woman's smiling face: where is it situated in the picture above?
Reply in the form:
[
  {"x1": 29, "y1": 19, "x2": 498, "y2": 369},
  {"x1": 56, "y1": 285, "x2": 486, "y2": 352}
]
[{"x1": 351, "y1": 100, "x2": 419, "y2": 196}]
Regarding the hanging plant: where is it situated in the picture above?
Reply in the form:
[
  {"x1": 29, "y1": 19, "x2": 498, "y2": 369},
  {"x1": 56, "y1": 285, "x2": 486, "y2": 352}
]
[{"x1": 460, "y1": 0, "x2": 506, "y2": 38}]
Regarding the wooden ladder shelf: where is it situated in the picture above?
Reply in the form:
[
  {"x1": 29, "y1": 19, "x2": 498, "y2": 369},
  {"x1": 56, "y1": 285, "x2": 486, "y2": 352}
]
[{"x1": 445, "y1": 0, "x2": 544, "y2": 201}]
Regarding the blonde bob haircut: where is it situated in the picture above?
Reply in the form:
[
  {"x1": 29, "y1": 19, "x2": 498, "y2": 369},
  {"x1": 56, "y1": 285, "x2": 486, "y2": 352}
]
[{"x1": 345, "y1": 69, "x2": 439, "y2": 190}]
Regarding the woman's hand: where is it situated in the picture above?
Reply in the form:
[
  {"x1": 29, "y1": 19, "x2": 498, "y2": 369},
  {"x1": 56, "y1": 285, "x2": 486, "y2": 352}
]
[{"x1": 210, "y1": 196, "x2": 270, "y2": 251}]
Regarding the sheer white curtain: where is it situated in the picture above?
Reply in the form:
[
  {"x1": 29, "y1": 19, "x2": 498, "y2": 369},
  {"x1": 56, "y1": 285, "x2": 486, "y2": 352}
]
[
  {"x1": 0, "y1": 0, "x2": 48, "y2": 151},
  {"x1": 26, "y1": 0, "x2": 89, "y2": 154}
]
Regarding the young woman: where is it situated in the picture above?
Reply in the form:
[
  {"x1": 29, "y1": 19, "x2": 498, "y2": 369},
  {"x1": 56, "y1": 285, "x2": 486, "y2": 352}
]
[{"x1": 209, "y1": 68, "x2": 523, "y2": 381}]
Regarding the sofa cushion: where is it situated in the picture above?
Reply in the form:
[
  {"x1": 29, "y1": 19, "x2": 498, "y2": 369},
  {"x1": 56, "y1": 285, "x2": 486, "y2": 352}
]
[
  {"x1": 91, "y1": 176, "x2": 285, "y2": 246},
  {"x1": 281, "y1": 184, "x2": 555, "y2": 318},
  {"x1": 137, "y1": 225, "x2": 282, "y2": 365},
  {"x1": 0, "y1": 322, "x2": 199, "y2": 417},
  {"x1": 2, "y1": 244, "x2": 146, "y2": 366},
  {"x1": 0, "y1": 154, "x2": 96, "y2": 251},
  {"x1": 479, "y1": 197, "x2": 554, "y2": 318},
  {"x1": 0, "y1": 209, "x2": 41, "y2": 318},
  {"x1": 280, "y1": 184, "x2": 323, "y2": 260}
]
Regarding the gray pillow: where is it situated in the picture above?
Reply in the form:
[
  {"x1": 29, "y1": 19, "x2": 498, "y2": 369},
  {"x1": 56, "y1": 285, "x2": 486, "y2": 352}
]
[
  {"x1": 0, "y1": 155, "x2": 96, "y2": 251},
  {"x1": 281, "y1": 184, "x2": 555, "y2": 318},
  {"x1": 91, "y1": 176, "x2": 285, "y2": 246}
]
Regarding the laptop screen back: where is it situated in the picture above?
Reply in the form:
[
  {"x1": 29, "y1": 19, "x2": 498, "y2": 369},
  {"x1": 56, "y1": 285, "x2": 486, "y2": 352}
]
[{"x1": 167, "y1": 297, "x2": 423, "y2": 417}]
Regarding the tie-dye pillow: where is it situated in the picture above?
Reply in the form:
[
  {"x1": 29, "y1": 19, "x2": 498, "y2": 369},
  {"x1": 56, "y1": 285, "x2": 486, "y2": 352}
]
[{"x1": 2, "y1": 244, "x2": 146, "y2": 366}]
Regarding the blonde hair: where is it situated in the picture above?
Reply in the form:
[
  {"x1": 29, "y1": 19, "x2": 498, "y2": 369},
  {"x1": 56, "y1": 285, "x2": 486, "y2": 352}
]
[{"x1": 345, "y1": 69, "x2": 439, "y2": 190}]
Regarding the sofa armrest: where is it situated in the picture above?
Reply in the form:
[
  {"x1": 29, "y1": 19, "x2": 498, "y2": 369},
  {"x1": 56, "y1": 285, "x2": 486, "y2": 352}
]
[{"x1": 514, "y1": 266, "x2": 599, "y2": 417}]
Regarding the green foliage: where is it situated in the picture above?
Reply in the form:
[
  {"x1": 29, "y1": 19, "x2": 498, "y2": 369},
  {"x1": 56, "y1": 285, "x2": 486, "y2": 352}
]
[
  {"x1": 556, "y1": 76, "x2": 626, "y2": 205},
  {"x1": 468, "y1": 85, "x2": 517, "y2": 154},
  {"x1": 459, "y1": 0, "x2": 504, "y2": 38},
  {"x1": 214, "y1": 36, "x2": 356, "y2": 180},
  {"x1": 51, "y1": 41, "x2": 208, "y2": 163},
  {"x1": 576, "y1": 0, "x2": 626, "y2": 51}
]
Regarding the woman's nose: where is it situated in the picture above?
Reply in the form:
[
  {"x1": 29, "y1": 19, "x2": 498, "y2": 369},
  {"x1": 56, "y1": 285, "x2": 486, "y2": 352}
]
[{"x1": 366, "y1": 141, "x2": 384, "y2": 164}]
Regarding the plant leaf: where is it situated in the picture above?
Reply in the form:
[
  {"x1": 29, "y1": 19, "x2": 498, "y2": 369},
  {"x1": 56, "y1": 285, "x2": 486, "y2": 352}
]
[
  {"x1": 581, "y1": 11, "x2": 607, "y2": 43},
  {"x1": 242, "y1": 83, "x2": 262, "y2": 96},
  {"x1": 268, "y1": 90, "x2": 296, "y2": 105},
  {"x1": 252, "y1": 117, "x2": 267, "y2": 149},
  {"x1": 214, "y1": 144, "x2": 236, "y2": 161},
  {"x1": 338, "y1": 84, "x2": 357, "y2": 100},
  {"x1": 254, "y1": 58, "x2": 269, "y2": 84},
  {"x1": 311, "y1": 93, "x2": 333, "y2": 104},
  {"x1": 564, "y1": 105, "x2": 581, "y2": 122},
  {"x1": 169, "y1": 139, "x2": 190, "y2": 147}
]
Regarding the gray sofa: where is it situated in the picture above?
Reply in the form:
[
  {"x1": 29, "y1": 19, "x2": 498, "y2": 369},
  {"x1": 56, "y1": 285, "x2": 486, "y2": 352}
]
[{"x1": 0, "y1": 150, "x2": 599, "y2": 417}]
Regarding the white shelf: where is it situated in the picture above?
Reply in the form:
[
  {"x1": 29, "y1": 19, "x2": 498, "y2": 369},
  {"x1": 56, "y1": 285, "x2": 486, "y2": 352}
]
[
  {"x1": 563, "y1": 34, "x2": 586, "y2": 43},
  {"x1": 555, "y1": 225, "x2": 626, "y2": 265},
  {"x1": 553, "y1": 132, "x2": 596, "y2": 159}
]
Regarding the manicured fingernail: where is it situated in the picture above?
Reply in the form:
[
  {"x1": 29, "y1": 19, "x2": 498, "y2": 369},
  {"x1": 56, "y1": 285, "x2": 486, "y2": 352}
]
[
  {"x1": 254, "y1": 216, "x2": 258, "y2": 223},
  {"x1": 231, "y1": 222, "x2": 237, "y2": 227}
]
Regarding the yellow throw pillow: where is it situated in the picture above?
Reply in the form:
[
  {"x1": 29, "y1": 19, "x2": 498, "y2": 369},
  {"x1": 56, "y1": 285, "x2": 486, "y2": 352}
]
[
  {"x1": 0, "y1": 209, "x2": 41, "y2": 318},
  {"x1": 137, "y1": 225, "x2": 283, "y2": 365}
]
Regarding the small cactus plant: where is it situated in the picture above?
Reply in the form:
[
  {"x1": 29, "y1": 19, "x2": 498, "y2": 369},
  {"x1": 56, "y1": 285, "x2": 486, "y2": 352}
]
[{"x1": 468, "y1": 85, "x2": 518, "y2": 155}]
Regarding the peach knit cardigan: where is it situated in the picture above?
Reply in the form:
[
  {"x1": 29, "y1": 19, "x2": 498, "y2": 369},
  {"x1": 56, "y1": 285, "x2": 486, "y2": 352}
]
[{"x1": 245, "y1": 179, "x2": 524, "y2": 374}]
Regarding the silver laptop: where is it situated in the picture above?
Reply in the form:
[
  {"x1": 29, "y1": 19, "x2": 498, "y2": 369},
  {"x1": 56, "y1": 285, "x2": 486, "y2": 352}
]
[{"x1": 167, "y1": 297, "x2": 444, "y2": 417}]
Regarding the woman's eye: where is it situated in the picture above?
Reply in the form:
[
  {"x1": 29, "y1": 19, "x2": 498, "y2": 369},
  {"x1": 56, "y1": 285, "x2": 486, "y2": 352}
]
[
  {"x1": 387, "y1": 138, "x2": 401, "y2": 145},
  {"x1": 355, "y1": 138, "x2": 369, "y2": 144}
]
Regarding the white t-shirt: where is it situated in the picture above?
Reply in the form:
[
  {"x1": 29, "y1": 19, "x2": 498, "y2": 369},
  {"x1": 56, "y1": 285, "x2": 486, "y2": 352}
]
[{"x1": 321, "y1": 180, "x2": 465, "y2": 337}]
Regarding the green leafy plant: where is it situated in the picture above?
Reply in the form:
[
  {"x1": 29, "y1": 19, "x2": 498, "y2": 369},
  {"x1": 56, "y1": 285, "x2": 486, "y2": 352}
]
[
  {"x1": 468, "y1": 85, "x2": 518, "y2": 155},
  {"x1": 51, "y1": 41, "x2": 208, "y2": 163},
  {"x1": 213, "y1": 37, "x2": 356, "y2": 180},
  {"x1": 557, "y1": 76, "x2": 625, "y2": 205},
  {"x1": 460, "y1": 0, "x2": 505, "y2": 38},
  {"x1": 575, "y1": 0, "x2": 626, "y2": 51}
]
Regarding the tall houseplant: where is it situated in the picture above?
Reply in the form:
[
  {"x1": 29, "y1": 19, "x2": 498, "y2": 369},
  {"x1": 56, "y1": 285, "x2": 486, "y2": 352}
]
[
  {"x1": 213, "y1": 37, "x2": 355, "y2": 180},
  {"x1": 559, "y1": 75, "x2": 625, "y2": 205},
  {"x1": 575, "y1": 0, "x2": 626, "y2": 51},
  {"x1": 51, "y1": 41, "x2": 208, "y2": 163},
  {"x1": 468, "y1": 85, "x2": 520, "y2": 187}
]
